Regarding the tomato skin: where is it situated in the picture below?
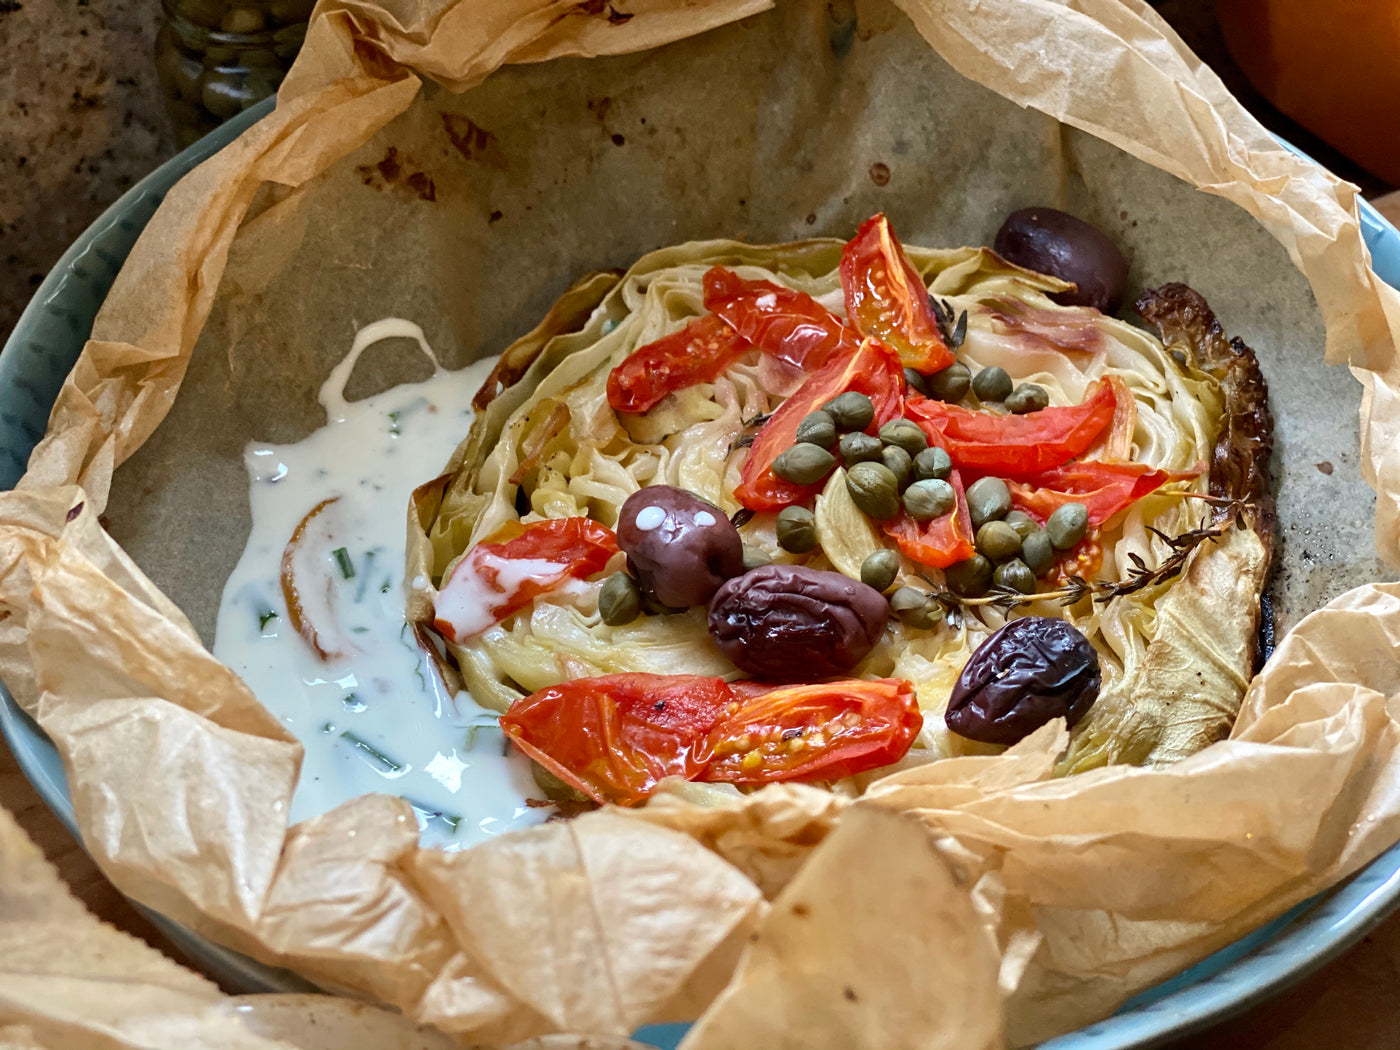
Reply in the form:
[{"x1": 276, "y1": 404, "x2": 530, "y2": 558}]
[
  {"x1": 840, "y1": 214, "x2": 954, "y2": 373},
  {"x1": 702, "y1": 267, "x2": 860, "y2": 372},
  {"x1": 606, "y1": 314, "x2": 751, "y2": 414},
  {"x1": 501, "y1": 673, "x2": 922, "y2": 805},
  {"x1": 734, "y1": 338, "x2": 906, "y2": 511},
  {"x1": 881, "y1": 469, "x2": 977, "y2": 569},
  {"x1": 433, "y1": 517, "x2": 619, "y2": 643},
  {"x1": 903, "y1": 380, "x2": 1118, "y2": 478},
  {"x1": 501, "y1": 674, "x2": 732, "y2": 806},
  {"x1": 704, "y1": 678, "x2": 922, "y2": 784},
  {"x1": 1006, "y1": 461, "x2": 1204, "y2": 526}
]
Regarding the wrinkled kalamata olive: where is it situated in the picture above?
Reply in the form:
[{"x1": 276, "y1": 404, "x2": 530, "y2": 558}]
[
  {"x1": 617, "y1": 485, "x2": 744, "y2": 608},
  {"x1": 707, "y1": 564, "x2": 889, "y2": 680},
  {"x1": 945, "y1": 616, "x2": 1101, "y2": 744},
  {"x1": 994, "y1": 208, "x2": 1129, "y2": 313}
]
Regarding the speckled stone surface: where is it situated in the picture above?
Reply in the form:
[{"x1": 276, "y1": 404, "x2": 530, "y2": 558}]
[{"x1": 0, "y1": 0, "x2": 172, "y2": 344}]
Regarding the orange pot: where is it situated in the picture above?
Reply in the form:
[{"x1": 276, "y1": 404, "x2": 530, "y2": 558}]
[{"x1": 1216, "y1": 0, "x2": 1400, "y2": 185}]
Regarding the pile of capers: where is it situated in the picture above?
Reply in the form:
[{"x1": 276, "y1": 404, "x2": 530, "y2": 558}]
[
  {"x1": 943, "y1": 480, "x2": 1089, "y2": 598},
  {"x1": 770, "y1": 391, "x2": 960, "y2": 551},
  {"x1": 905, "y1": 360, "x2": 1049, "y2": 414}
]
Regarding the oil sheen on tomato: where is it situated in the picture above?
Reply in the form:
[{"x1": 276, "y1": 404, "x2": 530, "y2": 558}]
[{"x1": 213, "y1": 319, "x2": 548, "y2": 849}]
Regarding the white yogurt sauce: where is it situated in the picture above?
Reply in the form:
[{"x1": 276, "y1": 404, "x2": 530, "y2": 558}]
[{"x1": 214, "y1": 319, "x2": 549, "y2": 849}]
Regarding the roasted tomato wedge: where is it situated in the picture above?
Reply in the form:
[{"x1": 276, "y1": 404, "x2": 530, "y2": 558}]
[
  {"x1": 704, "y1": 678, "x2": 923, "y2": 784},
  {"x1": 840, "y1": 214, "x2": 954, "y2": 373},
  {"x1": 606, "y1": 314, "x2": 751, "y2": 414},
  {"x1": 904, "y1": 380, "x2": 1118, "y2": 478},
  {"x1": 1007, "y1": 461, "x2": 1204, "y2": 527},
  {"x1": 735, "y1": 337, "x2": 905, "y2": 511},
  {"x1": 703, "y1": 267, "x2": 860, "y2": 372},
  {"x1": 501, "y1": 674, "x2": 732, "y2": 806},
  {"x1": 881, "y1": 470, "x2": 977, "y2": 569},
  {"x1": 433, "y1": 517, "x2": 619, "y2": 642}
]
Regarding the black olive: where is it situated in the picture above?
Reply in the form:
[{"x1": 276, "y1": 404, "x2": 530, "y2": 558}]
[
  {"x1": 993, "y1": 208, "x2": 1129, "y2": 314},
  {"x1": 944, "y1": 616, "x2": 1100, "y2": 745},
  {"x1": 707, "y1": 564, "x2": 888, "y2": 680},
  {"x1": 616, "y1": 486, "x2": 744, "y2": 608}
]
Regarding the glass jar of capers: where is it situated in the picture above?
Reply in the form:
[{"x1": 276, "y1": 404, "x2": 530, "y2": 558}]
[{"x1": 154, "y1": 0, "x2": 310, "y2": 147}]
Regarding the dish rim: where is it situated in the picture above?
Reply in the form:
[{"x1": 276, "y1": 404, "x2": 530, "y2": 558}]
[{"x1": 1, "y1": 96, "x2": 1398, "y2": 1043}]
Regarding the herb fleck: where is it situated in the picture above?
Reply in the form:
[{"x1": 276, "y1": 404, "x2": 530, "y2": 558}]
[{"x1": 333, "y1": 547, "x2": 355, "y2": 579}]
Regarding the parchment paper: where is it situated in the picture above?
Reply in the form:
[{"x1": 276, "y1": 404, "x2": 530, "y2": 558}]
[
  {"x1": 0, "y1": 796, "x2": 639, "y2": 1049},
  {"x1": 4, "y1": 0, "x2": 1400, "y2": 1046}
]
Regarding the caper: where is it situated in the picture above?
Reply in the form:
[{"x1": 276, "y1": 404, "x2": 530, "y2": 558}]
[
  {"x1": 1021, "y1": 530, "x2": 1054, "y2": 576},
  {"x1": 912, "y1": 446, "x2": 953, "y2": 482},
  {"x1": 794, "y1": 410, "x2": 838, "y2": 449},
  {"x1": 1003, "y1": 509, "x2": 1039, "y2": 540},
  {"x1": 846, "y1": 462, "x2": 902, "y2": 520},
  {"x1": 878, "y1": 419, "x2": 929, "y2": 456},
  {"x1": 976, "y1": 520, "x2": 1023, "y2": 563},
  {"x1": 824, "y1": 391, "x2": 875, "y2": 432},
  {"x1": 1047, "y1": 502, "x2": 1089, "y2": 550},
  {"x1": 860, "y1": 549, "x2": 901, "y2": 593},
  {"x1": 881, "y1": 445, "x2": 913, "y2": 490},
  {"x1": 971, "y1": 366, "x2": 1013, "y2": 402},
  {"x1": 903, "y1": 367, "x2": 930, "y2": 396},
  {"x1": 945, "y1": 555, "x2": 993, "y2": 598},
  {"x1": 889, "y1": 586, "x2": 944, "y2": 629},
  {"x1": 966, "y1": 476, "x2": 1012, "y2": 527},
  {"x1": 838, "y1": 432, "x2": 884, "y2": 465},
  {"x1": 220, "y1": 5, "x2": 267, "y2": 32},
  {"x1": 992, "y1": 559, "x2": 1037, "y2": 595},
  {"x1": 776, "y1": 506, "x2": 819, "y2": 553},
  {"x1": 926, "y1": 361, "x2": 971, "y2": 403},
  {"x1": 772, "y1": 442, "x2": 837, "y2": 485},
  {"x1": 599, "y1": 572, "x2": 642, "y2": 626},
  {"x1": 1005, "y1": 383, "x2": 1050, "y2": 414},
  {"x1": 903, "y1": 479, "x2": 956, "y2": 521},
  {"x1": 742, "y1": 545, "x2": 774, "y2": 571}
]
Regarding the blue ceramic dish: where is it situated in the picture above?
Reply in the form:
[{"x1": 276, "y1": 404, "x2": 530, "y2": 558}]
[{"x1": 3, "y1": 99, "x2": 1399, "y2": 1045}]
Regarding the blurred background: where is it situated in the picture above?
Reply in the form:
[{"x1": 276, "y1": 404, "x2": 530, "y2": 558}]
[
  {"x1": 0, "y1": 1, "x2": 1398, "y2": 1046},
  {"x1": 2, "y1": 0, "x2": 1398, "y2": 344}
]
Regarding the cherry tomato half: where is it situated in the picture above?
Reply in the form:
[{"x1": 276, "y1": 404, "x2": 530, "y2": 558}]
[
  {"x1": 500, "y1": 674, "x2": 732, "y2": 806},
  {"x1": 704, "y1": 678, "x2": 923, "y2": 784},
  {"x1": 703, "y1": 267, "x2": 860, "y2": 373},
  {"x1": 840, "y1": 214, "x2": 954, "y2": 374},
  {"x1": 606, "y1": 314, "x2": 752, "y2": 414},
  {"x1": 881, "y1": 469, "x2": 977, "y2": 569},
  {"x1": 734, "y1": 337, "x2": 906, "y2": 511},
  {"x1": 903, "y1": 380, "x2": 1118, "y2": 479},
  {"x1": 433, "y1": 517, "x2": 619, "y2": 642},
  {"x1": 1006, "y1": 461, "x2": 1204, "y2": 526}
]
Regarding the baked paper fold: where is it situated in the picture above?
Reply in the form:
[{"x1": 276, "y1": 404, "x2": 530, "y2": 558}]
[{"x1": 1, "y1": 0, "x2": 1399, "y2": 1046}]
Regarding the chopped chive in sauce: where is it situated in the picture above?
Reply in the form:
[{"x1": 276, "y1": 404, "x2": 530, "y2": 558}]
[
  {"x1": 340, "y1": 730, "x2": 402, "y2": 773},
  {"x1": 380, "y1": 580, "x2": 392, "y2": 594},
  {"x1": 402, "y1": 796, "x2": 462, "y2": 832},
  {"x1": 464, "y1": 716, "x2": 501, "y2": 751},
  {"x1": 333, "y1": 547, "x2": 355, "y2": 579},
  {"x1": 354, "y1": 550, "x2": 377, "y2": 601},
  {"x1": 258, "y1": 609, "x2": 279, "y2": 630}
]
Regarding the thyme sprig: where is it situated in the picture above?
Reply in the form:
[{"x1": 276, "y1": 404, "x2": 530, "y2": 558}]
[
  {"x1": 928, "y1": 295, "x2": 968, "y2": 350},
  {"x1": 920, "y1": 505, "x2": 1247, "y2": 620}
]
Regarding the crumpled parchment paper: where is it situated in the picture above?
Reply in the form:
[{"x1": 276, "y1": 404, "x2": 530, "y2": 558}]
[
  {"x1": 0, "y1": 795, "x2": 647, "y2": 1049},
  {"x1": 3, "y1": 0, "x2": 1400, "y2": 1046}
]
